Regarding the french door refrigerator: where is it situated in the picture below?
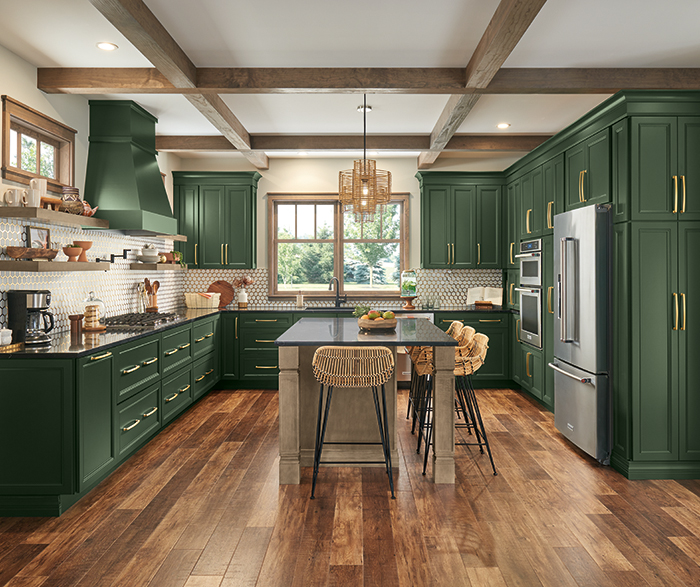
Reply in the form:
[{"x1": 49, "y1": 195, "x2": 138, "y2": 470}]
[{"x1": 550, "y1": 204, "x2": 612, "y2": 464}]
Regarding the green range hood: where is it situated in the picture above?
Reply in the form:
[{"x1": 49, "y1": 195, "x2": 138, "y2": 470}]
[{"x1": 85, "y1": 100, "x2": 177, "y2": 235}]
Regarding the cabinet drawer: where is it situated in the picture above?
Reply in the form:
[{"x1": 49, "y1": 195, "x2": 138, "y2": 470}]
[
  {"x1": 193, "y1": 318, "x2": 217, "y2": 359},
  {"x1": 239, "y1": 313, "x2": 294, "y2": 328},
  {"x1": 240, "y1": 329, "x2": 284, "y2": 351},
  {"x1": 193, "y1": 353, "x2": 218, "y2": 400},
  {"x1": 117, "y1": 384, "x2": 161, "y2": 458},
  {"x1": 240, "y1": 352, "x2": 280, "y2": 379},
  {"x1": 113, "y1": 335, "x2": 161, "y2": 403},
  {"x1": 162, "y1": 366, "x2": 193, "y2": 424},
  {"x1": 161, "y1": 325, "x2": 192, "y2": 375}
]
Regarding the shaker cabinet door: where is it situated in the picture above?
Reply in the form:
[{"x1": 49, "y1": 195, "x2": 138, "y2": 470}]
[
  {"x1": 475, "y1": 185, "x2": 501, "y2": 268},
  {"x1": 198, "y1": 185, "x2": 227, "y2": 269},
  {"x1": 452, "y1": 186, "x2": 476, "y2": 268},
  {"x1": 677, "y1": 117, "x2": 700, "y2": 221},
  {"x1": 422, "y1": 186, "x2": 452, "y2": 268}
]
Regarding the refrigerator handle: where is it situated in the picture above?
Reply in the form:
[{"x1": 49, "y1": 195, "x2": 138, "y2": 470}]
[
  {"x1": 548, "y1": 362, "x2": 592, "y2": 385},
  {"x1": 560, "y1": 237, "x2": 575, "y2": 343}
]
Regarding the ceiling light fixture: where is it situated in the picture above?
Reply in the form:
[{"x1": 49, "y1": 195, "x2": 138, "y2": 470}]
[
  {"x1": 497, "y1": 122, "x2": 511, "y2": 129},
  {"x1": 97, "y1": 42, "x2": 119, "y2": 51},
  {"x1": 339, "y1": 95, "x2": 391, "y2": 222}
]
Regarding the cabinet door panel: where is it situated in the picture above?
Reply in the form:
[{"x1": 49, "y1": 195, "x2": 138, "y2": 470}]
[
  {"x1": 520, "y1": 171, "x2": 533, "y2": 238},
  {"x1": 221, "y1": 313, "x2": 239, "y2": 379},
  {"x1": 476, "y1": 185, "x2": 501, "y2": 268},
  {"x1": 198, "y1": 185, "x2": 227, "y2": 269},
  {"x1": 453, "y1": 186, "x2": 476, "y2": 268},
  {"x1": 631, "y1": 117, "x2": 677, "y2": 221},
  {"x1": 225, "y1": 186, "x2": 255, "y2": 268},
  {"x1": 423, "y1": 187, "x2": 452, "y2": 267},
  {"x1": 679, "y1": 224, "x2": 700, "y2": 460},
  {"x1": 565, "y1": 142, "x2": 586, "y2": 210},
  {"x1": 631, "y1": 222, "x2": 678, "y2": 461},
  {"x1": 542, "y1": 235, "x2": 554, "y2": 409},
  {"x1": 678, "y1": 117, "x2": 700, "y2": 221},
  {"x1": 585, "y1": 128, "x2": 611, "y2": 206},
  {"x1": 174, "y1": 185, "x2": 198, "y2": 266},
  {"x1": 542, "y1": 155, "x2": 564, "y2": 235},
  {"x1": 506, "y1": 179, "x2": 520, "y2": 268}
]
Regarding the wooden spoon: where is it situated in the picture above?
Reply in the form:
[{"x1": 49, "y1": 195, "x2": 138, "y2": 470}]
[
  {"x1": 144, "y1": 278, "x2": 152, "y2": 294},
  {"x1": 152, "y1": 280, "x2": 160, "y2": 295}
]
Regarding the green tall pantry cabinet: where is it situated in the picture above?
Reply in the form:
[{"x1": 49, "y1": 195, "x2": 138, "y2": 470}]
[{"x1": 173, "y1": 172, "x2": 261, "y2": 269}]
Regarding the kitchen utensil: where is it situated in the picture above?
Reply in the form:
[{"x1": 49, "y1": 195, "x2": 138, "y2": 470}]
[
  {"x1": 145, "y1": 278, "x2": 152, "y2": 294},
  {"x1": 62, "y1": 246, "x2": 82, "y2": 262},
  {"x1": 207, "y1": 280, "x2": 235, "y2": 309},
  {"x1": 72, "y1": 240, "x2": 92, "y2": 262},
  {"x1": 152, "y1": 280, "x2": 160, "y2": 295}
]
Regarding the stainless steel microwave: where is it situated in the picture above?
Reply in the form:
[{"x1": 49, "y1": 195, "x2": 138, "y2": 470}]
[{"x1": 516, "y1": 238, "x2": 542, "y2": 287}]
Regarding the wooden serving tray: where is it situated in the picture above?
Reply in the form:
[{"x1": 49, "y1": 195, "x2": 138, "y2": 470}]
[
  {"x1": 358, "y1": 317, "x2": 397, "y2": 332},
  {"x1": 5, "y1": 246, "x2": 58, "y2": 260}
]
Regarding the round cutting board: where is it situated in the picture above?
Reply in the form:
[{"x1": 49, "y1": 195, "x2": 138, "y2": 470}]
[{"x1": 207, "y1": 280, "x2": 235, "y2": 309}]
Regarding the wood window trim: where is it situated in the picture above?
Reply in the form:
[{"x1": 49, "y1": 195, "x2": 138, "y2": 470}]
[
  {"x1": 267, "y1": 192, "x2": 409, "y2": 300},
  {"x1": 2, "y1": 95, "x2": 76, "y2": 193}
]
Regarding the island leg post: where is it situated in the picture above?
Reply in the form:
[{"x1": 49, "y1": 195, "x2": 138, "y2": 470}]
[
  {"x1": 432, "y1": 345, "x2": 455, "y2": 483},
  {"x1": 278, "y1": 345, "x2": 301, "y2": 484}
]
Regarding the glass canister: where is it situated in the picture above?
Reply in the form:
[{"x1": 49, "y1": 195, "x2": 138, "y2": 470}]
[
  {"x1": 400, "y1": 269, "x2": 417, "y2": 298},
  {"x1": 83, "y1": 291, "x2": 106, "y2": 325}
]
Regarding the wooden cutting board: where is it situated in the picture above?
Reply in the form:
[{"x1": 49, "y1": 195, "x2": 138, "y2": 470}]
[{"x1": 207, "y1": 280, "x2": 235, "y2": 309}]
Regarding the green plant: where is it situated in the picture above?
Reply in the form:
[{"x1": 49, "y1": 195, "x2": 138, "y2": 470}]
[
  {"x1": 353, "y1": 305, "x2": 371, "y2": 318},
  {"x1": 171, "y1": 250, "x2": 185, "y2": 267}
]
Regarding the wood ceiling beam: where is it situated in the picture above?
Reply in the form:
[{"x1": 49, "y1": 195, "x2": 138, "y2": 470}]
[
  {"x1": 419, "y1": 0, "x2": 548, "y2": 168},
  {"x1": 88, "y1": 0, "x2": 268, "y2": 169},
  {"x1": 155, "y1": 134, "x2": 551, "y2": 152}
]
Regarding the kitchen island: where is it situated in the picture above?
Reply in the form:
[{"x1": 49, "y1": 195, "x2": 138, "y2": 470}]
[{"x1": 275, "y1": 317, "x2": 458, "y2": 484}]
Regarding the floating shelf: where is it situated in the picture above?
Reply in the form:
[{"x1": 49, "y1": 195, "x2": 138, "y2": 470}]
[
  {"x1": 129, "y1": 263, "x2": 188, "y2": 271},
  {"x1": 0, "y1": 207, "x2": 109, "y2": 229},
  {"x1": 0, "y1": 261, "x2": 111, "y2": 272}
]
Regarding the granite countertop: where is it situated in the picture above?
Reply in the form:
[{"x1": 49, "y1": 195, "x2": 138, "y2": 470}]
[
  {"x1": 275, "y1": 317, "x2": 458, "y2": 347},
  {"x1": 222, "y1": 304, "x2": 509, "y2": 314}
]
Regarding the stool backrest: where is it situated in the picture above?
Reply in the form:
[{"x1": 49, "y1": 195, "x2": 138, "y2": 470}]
[
  {"x1": 454, "y1": 332, "x2": 490, "y2": 376},
  {"x1": 312, "y1": 346, "x2": 394, "y2": 387}
]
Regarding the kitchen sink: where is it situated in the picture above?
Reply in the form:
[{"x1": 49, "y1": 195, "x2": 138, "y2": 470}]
[{"x1": 303, "y1": 307, "x2": 354, "y2": 312}]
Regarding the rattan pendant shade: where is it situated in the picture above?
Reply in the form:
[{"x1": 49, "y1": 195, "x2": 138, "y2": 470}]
[{"x1": 339, "y1": 95, "x2": 392, "y2": 222}]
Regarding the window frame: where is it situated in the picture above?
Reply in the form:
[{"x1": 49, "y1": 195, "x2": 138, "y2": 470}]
[
  {"x1": 2, "y1": 95, "x2": 76, "y2": 192},
  {"x1": 267, "y1": 192, "x2": 409, "y2": 299}
]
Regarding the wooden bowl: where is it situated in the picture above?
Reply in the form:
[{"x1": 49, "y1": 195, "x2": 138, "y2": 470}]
[
  {"x1": 62, "y1": 246, "x2": 82, "y2": 262},
  {"x1": 5, "y1": 246, "x2": 58, "y2": 260},
  {"x1": 358, "y1": 317, "x2": 397, "y2": 332}
]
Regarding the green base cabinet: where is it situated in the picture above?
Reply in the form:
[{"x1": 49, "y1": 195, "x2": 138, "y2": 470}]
[{"x1": 221, "y1": 313, "x2": 240, "y2": 380}]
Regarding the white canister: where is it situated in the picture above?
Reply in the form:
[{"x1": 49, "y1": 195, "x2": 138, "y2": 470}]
[
  {"x1": 0, "y1": 329, "x2": 12, "y2": 346},
  {"x1": 238, "y1": 289, "x2": 248, "y2": 309}
]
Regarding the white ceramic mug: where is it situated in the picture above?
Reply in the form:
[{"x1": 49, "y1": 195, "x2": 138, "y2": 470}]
[
  {"x1": 24, "y1": 188, "x2": 42, "y2": 208},
  {"x1": 3, "y1": 188, "x2": 26, "y2": 207},
  {"x1": 29, "y1": 178, "x2": 47, "y2": 195}
]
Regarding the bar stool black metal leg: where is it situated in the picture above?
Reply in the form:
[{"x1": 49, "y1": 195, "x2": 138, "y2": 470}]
[
  {"x1": 456, "y1": 376, "x2": 482, "y2": 449},
  {"x1": 465, "y1": 375, "x2": 497, "y2": 476},
  {"x1": 422, "y1": 392, "x2": 434, "y2": 475},
  {"x1": 406, "y1": 364, "x2": 417, "y2": 421},
  {"x1": 311, "y1": 385, "x2": 335, "y2": 499},
  {"x1": 379, "y1": 383, "x2": 396, "y2": 498}
]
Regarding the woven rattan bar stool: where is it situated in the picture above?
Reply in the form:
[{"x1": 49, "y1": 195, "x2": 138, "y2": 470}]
[{"x1": 311, "y1": 346, "x2": 396, "y2": 499}]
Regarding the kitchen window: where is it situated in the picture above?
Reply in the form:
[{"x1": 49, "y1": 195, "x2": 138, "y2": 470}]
[
  {"x1": 2, "y1": 95, "x2": 76, "y2": 191},
  {"x1": 268, "y1": 193, "x2": 408, "y2": 298}
]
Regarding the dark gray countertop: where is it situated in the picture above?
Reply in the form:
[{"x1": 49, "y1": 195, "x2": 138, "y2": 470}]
[{"x1": 275, "y1": 317, "x2": 458, "y2": 347}]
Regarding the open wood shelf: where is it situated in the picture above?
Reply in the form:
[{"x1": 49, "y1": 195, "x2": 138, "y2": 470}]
[
  {"x1": 0, "y1": 260, "x2": 111, "y2": 272},
  {"x1": 128, "y1": 263, "x2": 188, "y2": 271},
  {"x1": 0, "y1": 207, "x2": 109, "y2": 229}
]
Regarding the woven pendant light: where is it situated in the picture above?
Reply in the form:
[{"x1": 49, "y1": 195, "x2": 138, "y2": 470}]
[{"x1": 339, "y1": 95, "x2": 392, "y2": 222}]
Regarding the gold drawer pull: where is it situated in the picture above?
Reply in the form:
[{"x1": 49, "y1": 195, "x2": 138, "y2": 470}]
[
  {"x1": 142, "y1": 357, "x2": 158, "y2": 366},
  {"x1": 122, "y1": 364, "x2": 140, "y2": 375},
  {"x1": 548, "y1": 286, "x2": 554, "y2": 314},
  {"x1": 205, "y1": 332, "x2": 214, "y2": 338},
  {"x1": 122, "y1": 419, "x2": 140, "y2": 432},
  {"x1": 164, "y1": 393, "x2": 178, "y2": 403},
  {"x1": 195, "y1": 374, "x2": 206, "y2": 382},
  {"x1": 255, "y1": 319, "x2": 278, "y2": 322},
  {"x1": 510, "y1": 242, "x2": 514, "y2": 265},
  {"x1": 255, "y1": 339, "x2": 276, "y2": 343},
  {"x1": 142, "y1": 407, "x2": 158, "y2": 418},
  {"x1": 526, "y1": 352, "x2": 532, "y2": 377},
  {"x1": 164, "y1": 348, "x2": 179, "y2": 356},
  {"x1": 206, "y1": 369, "x2": 214, "y2": 375},
  {"x1": 509, "y1": 283, "x2": 514, "y2": 305},
  {"x1": 256, "y1": 365, "x2": 278, "y2": 369},
  {"x1": 526, "y1": 209, "x2": 532, "y2": 233},
  {"x1": 479, "y1": 319, "x2": 501, "y2": 323},
  {"x1": 179, "y1": 343, "x2": 191, "y2": 349},
  {"x1": 195, "y1": 336, "x2": 205, "y2": 343},
  {"x1": 516, "y1": 319, "x2": 520, "y2": 343},
  {"x1": 179, "y1": 384, "x2": 191, "y2": 393},
  {"x1": 441, "y1": 320, "x2": 457, "y2": 324},
  {"x1": 90, "y1": 352, "x2": 112, "y2": 361},
  {"x1": 547, "y1": 201, "x2": 554, "y2": 229}
]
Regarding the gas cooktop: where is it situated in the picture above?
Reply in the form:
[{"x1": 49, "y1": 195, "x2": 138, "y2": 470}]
[{"x1": 104, "y1": 312, "x2": 180, "y2": 331}]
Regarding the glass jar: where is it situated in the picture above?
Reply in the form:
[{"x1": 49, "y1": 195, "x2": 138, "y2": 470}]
[
  {"x1": 400, "y1": 269, "x2": 417, "y2": 298},
  {"x1": 83, "y1": 291, "x2": 106, "y2": 324}
]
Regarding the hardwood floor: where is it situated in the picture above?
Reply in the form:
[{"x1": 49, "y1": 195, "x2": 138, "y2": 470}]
[{"x1": 2, "y1": 386, "x2": 700, "y2": 586}]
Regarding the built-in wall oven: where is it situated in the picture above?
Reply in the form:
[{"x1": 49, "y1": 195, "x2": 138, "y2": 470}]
[{"x1": 516, "y1": 239, "x2": 543, "y2": 349}]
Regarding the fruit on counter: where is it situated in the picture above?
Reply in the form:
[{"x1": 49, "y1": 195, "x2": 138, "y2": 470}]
[
  {"x1": 375, "y1": 317, "x2": 384, "y2": 321},
  {"x1": 383, "y1": 311, "x2": 395, "y2": 319},
  {"x1": 367, "y1": 310, "x2": 382, "y2": 320},
  {"x1": 361, "y1": 314, "x2": 369, "y2": 320}
]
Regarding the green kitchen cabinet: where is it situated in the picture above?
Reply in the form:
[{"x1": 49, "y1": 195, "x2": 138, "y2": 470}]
[
  {"x1": 161, "y1": 324, "x2": 193, "y2": 376},
  {"x1": 221, "y1": 313, "x2": 240, "y2": 380},
  {"x1": 520, "y1": 166, "x2": 544, "y2": 239},
  {"x1": 542, "y1": 154, "x2": 564, "y2": 235},
  {"x1": 565, "y1": 128, "x2": 611, "y2": 211},
  {"x1": 510, "y1": 314, "x2": 521, "y2": 386},
  {"x1": 193, "y1": 315, "x2": 220, "y2": 360},
  {"x1": 542, "y1": 235, "x2": 555, "y2": 409},
  {"x1": 518, "y1": 344, "x2": 545, "y2": 402},
  {"x1": 161, "y1": 366, "x2": 193, "y2": 425},
  {"x1": 504, "y1": 269, "x2": 520, "y2": 311},
  {"x1": 238, "y1": 312, "x2": 294, "y2": 383},
  {"x1": 476, "y1": 185, "x2": 502, "y2": 268},
  {"x1": 505, "y1": 177, "x2": 520, "y2": 268},
  {"x1": 77, "y1": 350, "x2": 115, "y2": 492},
  {"x1": 117, "y1": 383, "x2": 161, "y2": 459},
  {"x1": 630, "y1": 117, "x2": 700, "y2": 222},
  {"x1": 173, "y1": 172, "x2": 261, "y2": 269}
]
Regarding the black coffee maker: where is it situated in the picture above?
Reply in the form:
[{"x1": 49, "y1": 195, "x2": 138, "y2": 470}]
[{"x1": 7, "y1": 289, "x2": 55, "y2": 345}]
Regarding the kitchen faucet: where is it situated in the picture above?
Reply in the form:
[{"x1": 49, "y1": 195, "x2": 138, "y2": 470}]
[{"x1": 328, "y1": 277, "x2": 347, "y2": 308}]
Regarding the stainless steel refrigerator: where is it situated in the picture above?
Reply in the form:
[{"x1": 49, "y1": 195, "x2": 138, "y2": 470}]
[{"x1": 550, "y1": 204, "x2": 612, "y2": 464}]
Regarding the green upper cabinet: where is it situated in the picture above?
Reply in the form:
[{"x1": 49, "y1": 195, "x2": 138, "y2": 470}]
[
  {"x1": 173, "y1": 172, "x2": 261, "y2": 269},
  {"x1": 418, "y1": 173, "x2": 503, "y2": 269},
  {"x1": 630, "y1": 116, "x2": 700, "y2": 222},
  {"x1": 505, "y1": 178, "x2": 520, "y2": 268},
  {"x1": 542, "y1": 154, "x2": 564, "y2": 235},
  {"x1": 565, "y1": 127, "x2": 611, "y2": 211},
  {"x1": 520, "y1": 166, "x2": 543, "y2": 239}
]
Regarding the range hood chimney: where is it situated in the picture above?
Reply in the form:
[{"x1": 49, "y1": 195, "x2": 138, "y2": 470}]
[{"x1": 85, "y1": 100, "x2": 177, "y2": 235}]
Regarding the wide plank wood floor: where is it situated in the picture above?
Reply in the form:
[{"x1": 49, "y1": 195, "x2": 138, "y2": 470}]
[{"x1": 2, "y1": 387, "x2": 700, "y2": 586}]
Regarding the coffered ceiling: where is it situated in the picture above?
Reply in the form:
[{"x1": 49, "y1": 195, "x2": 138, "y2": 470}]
[{"x1": 2, "y1": 0, "x2": 700, "y2": 169}]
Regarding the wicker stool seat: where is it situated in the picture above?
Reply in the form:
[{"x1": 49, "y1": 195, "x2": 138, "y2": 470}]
[{"x1": 310, "y1": 346, "x2": 396, "y2": 499}]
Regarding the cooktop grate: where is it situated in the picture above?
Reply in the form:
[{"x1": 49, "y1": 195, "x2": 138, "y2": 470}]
[{"x1": 104, "y1": 312, "x2": 179, "y2": 331}]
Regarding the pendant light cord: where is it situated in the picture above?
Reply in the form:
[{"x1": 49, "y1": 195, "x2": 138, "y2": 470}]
[{"x1": 363, "y1": 94, "x2": 367, "y2": 162}]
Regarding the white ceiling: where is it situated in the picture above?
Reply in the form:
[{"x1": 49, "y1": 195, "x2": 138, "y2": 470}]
[{"x1": 2, "y1": 0, "x2": 700, "y2": 165}]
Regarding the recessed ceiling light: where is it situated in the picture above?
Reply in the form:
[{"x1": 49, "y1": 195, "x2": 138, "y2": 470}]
[
  {"x1": 357, "y1": 105, "x2": 372, "y2": 113},
  {"x1": 97, "y1": 42, "x2": 119, "y2": 51},
  {"x1": 497, "y1": 122, "x2": 511, "y2": 129}
]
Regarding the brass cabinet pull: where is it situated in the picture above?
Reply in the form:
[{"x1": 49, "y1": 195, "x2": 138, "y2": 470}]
[
  {"x1": 235, "y1": 316, "x2": 238, "y2": 339},
  {"x1": 195, "y1": 336, "x2": 205, "y2": 343},
  {"x1": 142, "y1": 357, "x2": 158, "y2": 366},
  {"x1": 255, "y1": 319, "x2": 278, "y2": 322},
  {"x1": 548, "y1": 286, "x2": 554, "y2": 314},
  {"x1": 479, "y1": 319, "x2": 501, "y2": 323},
  {"x1": 256, "y1": 365, "x2": 278, "y2": 369},
  {"x1": 682, "y1": 175, "x2": 687, "y2": 213},
  {"x1": 516, "y1": 319, "x2": 520, "y2": 342},
  {"x1": 255, "y1": 339, "x2": 276, "y2": 343},
  {"x1": 226, "y1": 243, "x2": 229, "y2": 264},
  {"x1": 673, "y1": 175, "x2": 678, "y2": 213},
  {"x1": 122, "y1": 419, "x2": 140, "y2": 432},
  {"x1": 578, "y1": 170, "x2": 583, "y2": 202},
  {"x1": 447, "y1": 243, "x2": 451, "y2": 265},
  {"x1": 179, "y1": 343, "x2": 191, "y2": 350},
  {"x1": 205, "y1": 332, "x2": 214, "y2": 338},
  {"x1": 164, "y1": 348, "x2": 179, "y2": 356},
  {"x1": 142, "y1": 407, "x2": 158, "y2": 418},
  {"x1": 442, "y1": 319, "x2": 457, "y2": 324},
  {"x1": 581, "y1": 170, "x2": 587, "y2": 202},
  {"x1": 673, "y1": 292, "x2": 679, "y2": 330},
  {"x1": 509, "y1": 283, "x2": 514, "y2": 305},
  {"x1": 526, "y1": 352, "x2": 532, "y2": 378},
  {"x1": 452, "y1": 243, "x2": 455, "y2": 265},
  {"x1": 206, "y1": 369, "x2": 214, "y2": 375},
  {"x1": 164, "y1": 393, "x2": 179, "y2": 403},
  {"x1": 510, "y1": 242, "x2": 514, "y2": 265},
  {"x1": 90, "y1": 352, "x2": 112, "y2": 361},
  {"x1": 221, "y1": 243, "x2": 224, "y2": 265},
  {"x1": 477, "y1": 243, "x2": 481, "y2": 265},
  {"x1": 195, "y1": 374, "x2": 206, "y2": 382},
  {"x1": 547, "y1": 201, "x2": 554, "y2": 229},
  {"x1": 179, "y1": 384, "x2": 191, "y2": 393},
  {"x1": 122, "y1": 364, "x2": 140, "y2": 375},
  {"x1": 526, "y1": 209, "x2": 532, "y2": 234},
  {"x1": 194, "y1": 243, "x2": 198, "y2": 265},
  {"x1": 681, "y1": 293, "x2": 686, "y2": 331}
]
